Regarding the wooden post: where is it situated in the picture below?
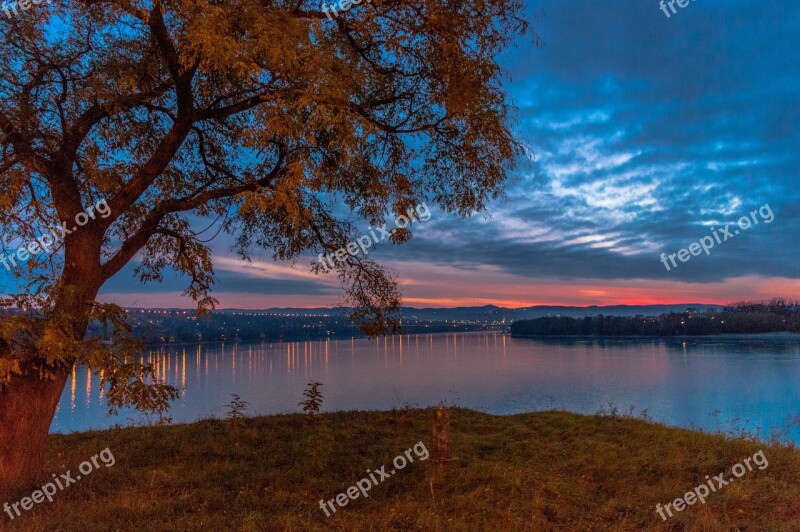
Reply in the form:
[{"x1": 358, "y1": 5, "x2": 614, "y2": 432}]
[{"x1": 432, "y1": 405, "x2": 452, "y2": 462}]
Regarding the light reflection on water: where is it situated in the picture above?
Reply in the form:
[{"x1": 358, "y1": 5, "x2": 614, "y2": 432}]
[{"x1": 52, "y1": 332, "x2": 800, "y2": 443}]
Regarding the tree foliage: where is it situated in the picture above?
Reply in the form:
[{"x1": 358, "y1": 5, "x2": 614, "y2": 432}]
[
  {"x1": 0, "y1": 0, "x2": 529, "y2": 412},
  {"x1": 299, "y1": 381, "x2": 323, "y2": 416}
]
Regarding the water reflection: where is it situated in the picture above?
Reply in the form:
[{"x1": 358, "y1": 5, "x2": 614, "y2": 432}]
[{"x1": 52, "y1": 332, "x2": 800, "y2": 443}]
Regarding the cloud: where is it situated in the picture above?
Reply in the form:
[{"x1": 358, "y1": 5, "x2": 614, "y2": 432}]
[{"x1": 91, "y1": 0, "x2": 800, "y2": 307}]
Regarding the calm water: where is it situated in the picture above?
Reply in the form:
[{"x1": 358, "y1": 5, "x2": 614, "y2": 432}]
[{"x1": 52, "y1": 332, "x2": 800, "y2": 442}]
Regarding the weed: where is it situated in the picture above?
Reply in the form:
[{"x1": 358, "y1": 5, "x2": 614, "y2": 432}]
[{"x1": 299, "y1": 382, "x2": 324, "y2": 416}]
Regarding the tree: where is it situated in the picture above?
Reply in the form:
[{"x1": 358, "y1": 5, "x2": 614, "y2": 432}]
[{"x1": 0, "y1": 0, "x2": 529, "y2": 491}]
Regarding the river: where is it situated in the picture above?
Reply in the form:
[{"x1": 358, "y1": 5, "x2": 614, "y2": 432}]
[{"x1": 52, "y1": 331, "x2": 800, "y2": 443}]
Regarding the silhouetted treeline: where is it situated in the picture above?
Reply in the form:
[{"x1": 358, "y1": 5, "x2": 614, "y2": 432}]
[{"x1": 510, "y1": 300, "x2": 800, "y2": 337}]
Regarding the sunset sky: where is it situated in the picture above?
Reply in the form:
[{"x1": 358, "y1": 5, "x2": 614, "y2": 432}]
[{"x1": 95, "y1": 0, "x2": 800, "y2": 308}]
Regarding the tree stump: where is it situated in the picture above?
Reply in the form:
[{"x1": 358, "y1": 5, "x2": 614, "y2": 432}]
[{"x1": 432, "y1": 405, "x2": 452, "y2": 462}]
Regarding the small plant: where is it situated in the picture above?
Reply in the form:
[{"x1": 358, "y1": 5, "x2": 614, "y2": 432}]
[
  {"x1": 596, "y1": 402, "x2": 620, "y2": 418},
  {"x1": 596, "y1": 403, "x2": 649, "y2": 420},
  {"x1": 225, "y1": 393, "x2": 249, "y2": 421},
  {"x1": 144, "y1": 413, "x2": 174, "y2": 427},
  {"x1": 299, "y1": 382, "x2": 324, "y2": 416}
]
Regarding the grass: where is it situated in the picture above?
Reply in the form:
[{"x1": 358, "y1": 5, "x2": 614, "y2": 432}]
[{"x1": 4, "y1": 408, "x2": 800, "y2": 531}]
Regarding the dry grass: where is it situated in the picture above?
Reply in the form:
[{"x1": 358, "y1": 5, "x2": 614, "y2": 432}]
[{"x1": 3, "y1": 408, "x2": 799, "y2": 531}]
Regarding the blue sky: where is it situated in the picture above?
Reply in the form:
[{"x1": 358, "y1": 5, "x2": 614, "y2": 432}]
[{"x1": 92, "y1": 0, "x2": 800, "y2": 307}]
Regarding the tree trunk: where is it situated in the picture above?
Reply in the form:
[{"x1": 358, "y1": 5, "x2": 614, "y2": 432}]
[
  {"x1": 0, "y1": 368, "x2": 70, "y2": 497},
  {"x1": 0, "y1": 201, "x2": 105, "y2": 496}
]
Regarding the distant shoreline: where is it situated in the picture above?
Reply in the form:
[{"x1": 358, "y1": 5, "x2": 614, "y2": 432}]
[
  {"x1": 510, "y1": 304, "x2": 800, "y2": 338},
  {"x1": 139, "y1": 328, "x2": 504, "y2": 348},
  {"x1": 511, "y1": 332, "x2": 800, "y2": 340}
]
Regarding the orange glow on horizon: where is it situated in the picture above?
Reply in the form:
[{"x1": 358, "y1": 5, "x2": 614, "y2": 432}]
[
  {"x1": 401, "y1": 296, "x2": 727, "y2": 308},
  {"x1": 99, "y1": 274, "x2": 800, "y2": 310}
]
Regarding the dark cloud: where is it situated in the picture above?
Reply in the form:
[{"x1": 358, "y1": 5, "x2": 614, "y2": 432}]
[
  {"x1": 394, "y1": 0, "x2": 800, "y2": 284},
  {"x1": 97, "y1": 0, "x2": 800, "y2": 302}
]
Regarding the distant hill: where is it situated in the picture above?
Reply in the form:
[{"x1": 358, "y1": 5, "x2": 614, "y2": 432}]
[{"x1": 209, "y1": 304, "x2": 725, "y2": 322}]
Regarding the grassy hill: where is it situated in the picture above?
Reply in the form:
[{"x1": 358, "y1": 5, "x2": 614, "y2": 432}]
[{"x1": 4, "y1": 409, "x2": 799, "y2": 531}]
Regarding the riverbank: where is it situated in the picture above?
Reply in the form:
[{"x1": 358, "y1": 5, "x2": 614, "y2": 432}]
[
  {"x1": 510, "y1": 305, "x2": 800, "y2": 338},
  {"x1": 511, "y1": 332, "x2": 800, "y2": 339},
  {"x1": 6, "y1": 409, "x2": 800, "y2": 530}
]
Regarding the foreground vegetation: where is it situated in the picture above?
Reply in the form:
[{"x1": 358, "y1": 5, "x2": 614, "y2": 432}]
[{"x1": 4, "y1": 409, "x2": 799, "y2": 531}]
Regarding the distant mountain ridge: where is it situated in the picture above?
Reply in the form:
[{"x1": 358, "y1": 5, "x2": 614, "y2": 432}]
[
  {"x1": 126, "y1": 304, "x2": 726, "y2": 322},
  {"x1": 397, "y1": 304, "x2": 725, "y2": 321}
]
